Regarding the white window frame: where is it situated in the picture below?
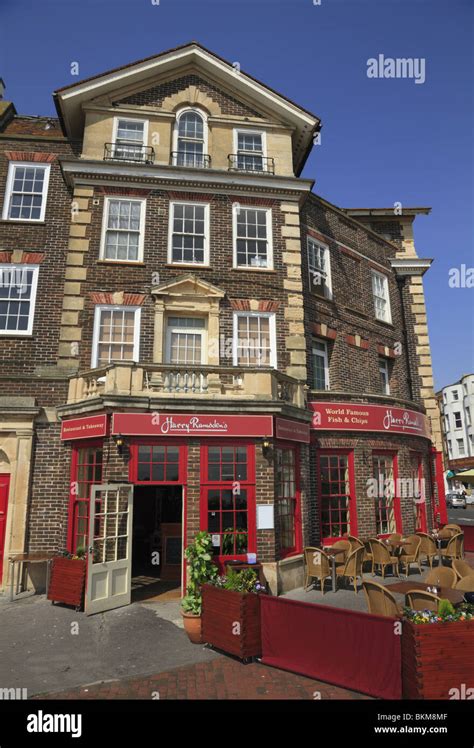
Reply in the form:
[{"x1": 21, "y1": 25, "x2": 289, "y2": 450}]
[
  {"x1": 311, "y1": 338, "x2": 330, "y2": 390},
  {"x1": 99, "y1": 196, "x2": 146, "y2": 263},
  {"x1": 379, "y1": 356, "x2": 390, "y2": 395},
  {"x1": 457, "y1": 438, "x2": 465, "y2": 456},
  {"x1": 232, "y1": 311, "x2": 277, "y2": 368},
  {"x1": 453, "y1": 411, "x2": 463, "y2": 429},
  {"x1": 112, "y1": 117, "x2": 148, "y2": 160},
  {"x1": 452, "y1": 389, "x2": 459, "y2": 401},
  {"x1": 232, "y1": 206, "x2": 273, "y2": 270},
  {"x1": 91, "y1": 305, "x2": 141, "y2": 368},
  {"x1": 233, "y1": 128, "x2": 267, "y2": 171},
  {"x1": 172, "y1": 107, "x2": 208, "y2": 166},
  {"x1": 0, "y1": 264, "x2": 39, "y2": 336},
  {"x1": 307, "y1": 237, "x2": 332, "y2": 299},
  {"x1": 2, "y1": 162, "x2": 51, "y2": 222},
  {"x1": 371, "y1": 269, "x2": 392, "y2": 323},
  {"x1": 167, "y1": 201, "x2": 210, "y2": 266},
  {"x1": 165, "y1": 316, "x2": 207, "y2": 365}
]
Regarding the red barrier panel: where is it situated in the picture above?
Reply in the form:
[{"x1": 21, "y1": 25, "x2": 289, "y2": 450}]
[
  {"x1": 261, "y1": 596, "x2": 401, "y2": 699},
  {"x1": 460, "y1": 524, "x2": 474, "y2": 552}
]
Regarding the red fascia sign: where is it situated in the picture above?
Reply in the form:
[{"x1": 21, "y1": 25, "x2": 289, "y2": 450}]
[
  {"x1": 60, "y1": 414, "x2": 108, "y2": 441},
  {"x1": 310, "y1": 402, "x2": 431, "y2": 439},
  {"x1": 275, "y1": 417, "x2": 310, "y2": 443},
  {"x1": 112, "y1": 413, "x2": 274, "y2": 438}
]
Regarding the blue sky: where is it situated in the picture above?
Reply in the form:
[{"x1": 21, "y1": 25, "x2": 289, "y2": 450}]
[{"x1": 1, "y1": 0, "x2": 473, "y2": 389}]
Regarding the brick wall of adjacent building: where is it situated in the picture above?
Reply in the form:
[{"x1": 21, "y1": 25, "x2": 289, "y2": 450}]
[{"x1": 302, "y1": 195, "x2": 415, "y2": 403}]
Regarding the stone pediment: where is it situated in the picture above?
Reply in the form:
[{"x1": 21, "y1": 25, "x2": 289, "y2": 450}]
[{"x1": 151, "y1": 274, "x2": 225, "y2": 300}]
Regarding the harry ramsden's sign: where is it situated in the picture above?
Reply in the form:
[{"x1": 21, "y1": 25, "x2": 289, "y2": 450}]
[
  {"x1": 60, "y1": 414, "x2": 108, "y2": 441},
  {"x1": 112, "y1": 413, "x2": 274, "y2": 438},
  {"x1": 310, "y1": 402, "x2": 431, "y2": 439}
]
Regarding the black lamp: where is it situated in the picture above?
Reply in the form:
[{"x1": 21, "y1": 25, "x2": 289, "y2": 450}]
[{"x1": 113, "y1": 433, "x2": 125, "y2": 455}]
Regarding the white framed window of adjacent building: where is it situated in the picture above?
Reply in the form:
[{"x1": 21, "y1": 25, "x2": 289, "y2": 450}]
[
  {"x1": 379, "y1": 356, "x2": 390, "y2": 395},
  {"x1": 0, "y1": 264, "x2": 39, "y2": 335},
  {"x1": 452, "y1": 389, "x2": 459, "y2": 401},
  {"x1": 172, "y1": 108, "x2": 207, "y2": 167},
  {"x1": 371, "y1": 270, "x2": 392, "y2": 323},
  {"x1": 233, "y1": 129, "x2": 266, "y2": 172},
  {"x1": 447, "y1": 439, "x2": 452, "y2": 458},
  {"x1": 165, "y1": 316, "x2": 207, "y2": 365},
  {"x1": 233, "y1": 207, "x2": 273, "y2": 269},
  {"x1": 445, "y1": 414, "x2": 450, "y2": 432},
  {"x1": 312, "y1": 339, "x2": 329, "y2": 390},
  {"x1": 168, "y1": 201, "x2": 209, "y2": 265},
  {"x1": 91, "y1": 305, "x2": 141, "y2": 368},
  {"x1": 453, "y1": 411, "x2": 462, "y2": 429},
  {"x1": 112, "y1": 117, "x2": 148, "y2": 161},
  {"x1": 2, "y1": 162, "x2": 51, "y2": 221},
  {"x1": 307, "y1": 237, "x2": 332, "y2": 299},
  {"x1": 100, "y1": 197, "x2": 146, "y2": 263},
  {"x1": 457, "y1": 439, "x2": 466, "y2": 456},
  {"x1": 233, "y1": 311, "x2": 277, "y2": 368}
]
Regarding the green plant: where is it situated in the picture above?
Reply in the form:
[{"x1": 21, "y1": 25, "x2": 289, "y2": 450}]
[
  {"x1": 403, "y1": 599, "x2": 474, "y2": 625},
  {"x1": 182, "y1": 531, "x2": 218, "y2": 616},
  {"x1": 212, "y1": 567, "x2": 266, "y2": 594}
]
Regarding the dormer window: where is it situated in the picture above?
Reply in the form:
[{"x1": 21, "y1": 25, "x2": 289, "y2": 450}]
[
  {"x1": 230, "y1": 129, "x2": 273, "y2": 174},
  {"x1": 172, "y1": 109, "x2": 209, "y2": 168}
]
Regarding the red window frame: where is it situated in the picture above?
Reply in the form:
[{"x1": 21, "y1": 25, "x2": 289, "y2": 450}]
[
  {"x1": 128, "y1": 439, "x2": 187, "y2": 484},
  {"x1": 275, "y1": 443, "x2": 302, "y2": 558},
  {"x1": 372, "y1": 450, "x2": 402, "y2": 537},
  {"x1": 67, "y1": 441, "x2": 104, "y2": 553},
  {"x1": 317, "y1": 449, "x2": 357, "y2": 544},
  {"x1": 200, "y1": 441, "x2": 256, "y2": 566},
  {"x1": 410, "y1": 451, "x2": 427, "y2": 533}
]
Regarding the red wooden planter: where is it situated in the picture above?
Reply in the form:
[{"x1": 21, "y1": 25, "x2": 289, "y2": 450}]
[
  {"x1": 47, "y1": 557, "x2": 86, "y2": 610},
  {"x1": 402, "y1": 619, "x2": 474, "y2": 699},
  {"x1": 202, "y1": 584, "x2": 262, "y2": 660}
]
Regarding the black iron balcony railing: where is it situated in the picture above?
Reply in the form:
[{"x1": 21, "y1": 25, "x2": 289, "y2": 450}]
[
  {"x1": 170, "y1": 151, "x2": 211, "y2": 168},
  {"x1": 228, "y1": 154, "x2": 275, "y2": 174},
  {"x1": 104, "y1": 143, "x2": 155, "y2": 165}
]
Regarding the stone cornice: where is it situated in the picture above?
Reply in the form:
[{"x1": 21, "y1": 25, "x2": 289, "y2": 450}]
[
  {"x1": 58, "y1": 157, "x2": 314, "y2": 198},
  {"x1": 389, "y1": 258, "x2": 433, "y2": 277}
]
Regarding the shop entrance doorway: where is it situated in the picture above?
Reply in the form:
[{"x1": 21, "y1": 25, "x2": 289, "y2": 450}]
[{"x1": 131, "y1": 485, "x2": 183, "y2": 602}]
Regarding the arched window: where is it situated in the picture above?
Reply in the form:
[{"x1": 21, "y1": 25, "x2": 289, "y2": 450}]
[{"x1": 173, "y1": 110, "x2": 208, "y2": 168}]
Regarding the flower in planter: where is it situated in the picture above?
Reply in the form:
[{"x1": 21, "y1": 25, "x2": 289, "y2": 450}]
[
  {"x1": 403, "y1": 600, "x2": 474, "y2": 625},
  {"x1": 209, "y1": 567, "x2": 265, "y2": 594}
]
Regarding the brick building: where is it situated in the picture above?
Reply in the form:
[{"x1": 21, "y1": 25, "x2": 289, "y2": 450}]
[{"x1": 0, "y1": 43, "x2": 446, "y2": 609}]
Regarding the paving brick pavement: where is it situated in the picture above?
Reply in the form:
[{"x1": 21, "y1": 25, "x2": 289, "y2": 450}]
[{"x1": 35, "y1": 656, "x2": 372, "y2": 701}]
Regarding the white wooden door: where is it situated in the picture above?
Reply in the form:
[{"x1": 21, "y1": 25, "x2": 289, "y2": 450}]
[{"x1": 85, "y1": 484, "x2": 133, "y2": 615}]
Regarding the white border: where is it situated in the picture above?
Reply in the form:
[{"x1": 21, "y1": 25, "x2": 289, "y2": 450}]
[
  {"x1": 91, "y1": 304, "x2": 141, "y2": 368},
  {"x1": 0, "y1": 264, "x2": 39, "y2": 336},
  {"x1": 99, "y1": 196, "x2": 146, "y2": 263},
  {"x1": 307, "y1": 236, "x2": 332, "y2": 300},
  {"x1": 172, "y1": 107, "x2": 208, "y2": 166},
  {"x1": 232, "y1": 205, "x2": 273, "y2": 270},
  {"x1": 167, "y1": 200, "x2": 210, "y2": 266},
  {"x1": 2, "y1": 162, "x2": 51, "y2": 222},
  {"x1": 232, "y1": 310, "x2": 277, "y2": 368}
]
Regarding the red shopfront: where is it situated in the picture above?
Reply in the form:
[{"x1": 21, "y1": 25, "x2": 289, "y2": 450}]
[
  {"x1": 61, "y1": 412, "x2": 309, "y2": 613},
  {"x1": 310, "y1": 401, "x2": 441, "y2": 544}
]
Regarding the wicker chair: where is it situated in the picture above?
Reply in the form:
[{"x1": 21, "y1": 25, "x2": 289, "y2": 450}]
[
  {"x1": 416, "y1": 532, "x2": 438, "y2": 569},
  {"x1": 331, "y1": 539, "x2": 351, "y2": 567},
  {"x1": 425, "y1": 566, "x2": 456, "y2": 588},
  {"x1": 347, "y1": 535, "x2": 364, "y2": 551},
  {"x1": 452, "y1": 559, "x2": 474, "y2": 580},
  {"x1": 454, "y1": 575, "x2": 474, "y2": 592},
  {"x1": 369, "y1": 538, "x2": 399, "y2": 578},
  {"x1": 444, "y1": 524, "x2": 462, "y2": 534},
  {"x1": 398, "y1": 534, "x2": 422, "y2": 576},
  {"x1": 406, "y1": 589, "x2": 441, "y2": 612},
  {"x1": 388, "y1": 532, "x2": 402, "y2": 543},
  {"x1": 335, "y1": 545, "x2": 365, "y2": 593},
  {"x1": 303, "y1": 547, "x2": 332, "y2": 593},
  {"x1": 362, "y1": 580, "x2": 403, "y2": 617},
  {"x1": 441, "y1": 533, "x2": 464, "y2": 563}
]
